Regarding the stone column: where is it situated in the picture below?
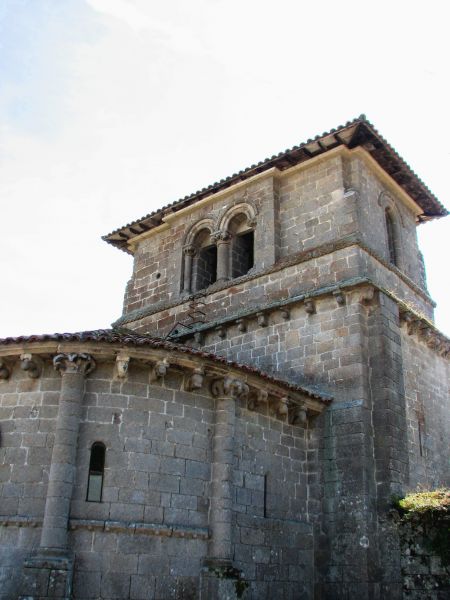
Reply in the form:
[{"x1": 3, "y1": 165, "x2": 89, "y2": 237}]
[
  {"x1": 200, "y1": 377, "x2": 249, "y2": 600},
  {"x1": 213, "y1": 231, "x2": 232, "y2": 282},
  {"x1": 182, "y1": 245, "x2": 196, "y2": 294},
  {"x1": 21, "y1": 352, "x2": 95, "y2": 600}
]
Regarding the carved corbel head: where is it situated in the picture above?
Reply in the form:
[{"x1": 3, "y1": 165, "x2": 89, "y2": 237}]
[
  {"x1": 274, "y1": 396, "x2": 289, "y2": 419},
  {"x1": 151, "y1": 359, "x2": 169, "y2": 381},
  {"x1": 215, "y1": 326, "x2": 226, "y2": 339},
  {"x1": 186, "y1": 367, "x2": 205, "y2": 391},
  {"x1": 211, "y1": 376, "x2": 249, "y2": 400},
  {"x1": 20, "y1": 354, "x2": 43, "y2": 379},
  {"x1": 333, "y1": 289, "x2": 346, "y2": 306},
  {"x1": 115, "y1": 353, "x2": 130, "y2": 379},
  {"x1": 280, "y1": 309, "x2": 290, "y2": 320},
  {"x1": 289, "y1": 403, "x2": 308, "y2": 425},
  {"x1": 236, "y1": 318, "x2": 247, "y2": 333},
  {"x1": 194, "y1": 332, "x2": 204, "y2": 345},
  {"x1": 248, "y1": 388, "x2": 268, "y2": 411},
  {"x1": 0, "y1": 359, "x2": 11, "y2": 380},
  {"x1": 256, "y1": 312, "x2": 268, "y2": 327},
  {"x1": 304, "y1": 298, "x2": 316, "y2": 315},
  {"x1": 359, "y1": 286, "x2": 375, "y2": 306}
]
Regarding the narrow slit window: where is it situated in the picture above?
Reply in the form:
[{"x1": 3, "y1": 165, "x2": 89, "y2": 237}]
[
  {"x1": 86, "y1": 442, "x2": 105, "y2": 502},
  {"x1": 385, "y1": 209, "x2": 397, "y2": 266}
]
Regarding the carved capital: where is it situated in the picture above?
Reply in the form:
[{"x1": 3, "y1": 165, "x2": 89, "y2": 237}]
[
  {"x1": 115, "y1": 354, "x2": 130, "y2": 379},
  {"x1": 211, "y1": 376, "x2": 249, "y2": 400},
  {"x1": 248, "y1": 388, "x2": 268, "y2": 411},
  {"x1": 186, "y1": 367, "x2": 205, "y2": 391},
  {"x1": 211, "y1": 230, "x2": 231, "y2": 243},
  {"x1": 0, "y1": 359, "x2": 11, "y2": 380},
  {"x1": 53, "y1": 353, "x2": 96, "y2": 376},
  {"x1": 183, "y1": 245, "x2": 196, "y2": 257},
  {"x1": 20, "y1": 354, "x2": 43, "y2": 379}
]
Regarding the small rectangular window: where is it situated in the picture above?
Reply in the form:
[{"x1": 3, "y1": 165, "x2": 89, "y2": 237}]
[{"x1": 86, "y1": 442, "x2": 105, "y2": 502}]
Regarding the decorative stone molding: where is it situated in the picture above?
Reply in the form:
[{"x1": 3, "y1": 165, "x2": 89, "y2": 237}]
[
  {"x1": 0, "y1": 359, "x2": 10, "y2": 380},
  {"x1": 304, "y1": 298, "x2": 316, "y2": 315},
  {"x1": 210, "y1": 376, "x2": 249, "y2": 401},
  {"x1": 53, "y1": 353, "x2": 96, "y2": 376},
  {"x1": 115, "y1": 353, "x2": 130, "y2": 379},
  {"x1": 186, "y1": 367, "x2": 205, "y2": 391},
  {"x1": 20, "y1": 354, "x2": 43, "y2": 379}
]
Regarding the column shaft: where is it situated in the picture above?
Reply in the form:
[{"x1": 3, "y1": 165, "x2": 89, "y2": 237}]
[
  {"x1": 216, "y1": 240, "x2": 231, "y2": 282},
  {"x1": 208, "y1": 396, "x2": 235, "y2": 563},
  {"x1": 40, "y1": 370, "x2": 85, "y2": 550}
]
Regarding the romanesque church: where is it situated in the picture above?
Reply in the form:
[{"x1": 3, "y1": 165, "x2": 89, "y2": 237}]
[{"x1": 0, "y1": 115, "x2": 449, "y2": 599}]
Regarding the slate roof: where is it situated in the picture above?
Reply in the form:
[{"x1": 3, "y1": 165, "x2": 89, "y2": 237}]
[
  {"x1": 103, "y1": 115, "x2": 448, "y2": 253},
  {"x1": 0, "y1": 328, "x2": 331, "y2": 403}
]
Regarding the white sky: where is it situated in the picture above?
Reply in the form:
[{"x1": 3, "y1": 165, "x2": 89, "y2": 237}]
[{"x1": 1, "y1": 0, "x2": 449, "y2": 337}]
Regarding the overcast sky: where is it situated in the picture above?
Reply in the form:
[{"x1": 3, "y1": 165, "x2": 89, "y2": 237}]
[{"x1": 1, "y1": 0, "x2": 449, "y2": 338}]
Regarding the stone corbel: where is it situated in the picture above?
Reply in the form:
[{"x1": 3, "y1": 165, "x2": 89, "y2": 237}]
[
  {"x1": 280, "y1": 308, "x2": 290, "y2": 320},
  {"x1": 215, "y1": 326, "x2": 226, "y2": 339},
  {"x1": 289, "y1": 403, "x2": 308, "y2": 425},
  {"x1": 272, "y1": 396, "x2": 289, "y2": 420},
  {"x1": 186, "y1": 367, "x2": 205, "y2": 391},
  {"x1": 115, "y1": 353, "x2": 130, "y2": 379},
  {"x1": 0, "y1": 359, "x2": 11, "y2": 380},
  {"x1": 236, "y1": 318, "x2": 247, "y2": 333},
  {"x1": 20, "y1": 354, "x2": 44, "y2": 379},
  {"x1": 333, "y1": 289, "x2": 346, "y2": 305},
  {"x1": 151, "y1": 359, "x2": 169, "y2": 382},
  {"x1": 248, "y1": 388, "x2": 268, "y2": 411},
  {"x1": 194, "y1": 331, "x2": 204, "y2": 345},
  {"x1": 359, "y1": 285, "x2": 376, "y2": 306},
  {"x1": 304, "y1": 298, "x2": 316, "y2": 315},
  {"x1": 256, "y1": 312, "x2": 268, "y2": 327}
]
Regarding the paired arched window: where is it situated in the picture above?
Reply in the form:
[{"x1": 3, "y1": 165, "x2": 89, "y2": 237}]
[
  {"x1": 182, "y1": 211, "x2": 255, "y2": 294},
  {"x1": 86, "y1": 442, "x2": 105, "y2": 502}
]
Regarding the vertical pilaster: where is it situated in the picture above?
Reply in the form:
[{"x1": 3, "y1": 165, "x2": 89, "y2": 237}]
[{"x1": 21, "y1": 353, "x2": 95, "y2": 600}]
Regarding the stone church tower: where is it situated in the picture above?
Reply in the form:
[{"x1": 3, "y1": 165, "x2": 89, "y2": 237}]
[{"x1": 0, "y1": 116, "x2": 449, "y2": 599}]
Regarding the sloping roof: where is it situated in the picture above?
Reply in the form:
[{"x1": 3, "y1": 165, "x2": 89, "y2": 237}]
[
  {"x1": 0, "y1": 328, "x2": 331, "y2": 403},
  {"x1": 103, "y1": 115, "x2": 447, "y2": 253}
]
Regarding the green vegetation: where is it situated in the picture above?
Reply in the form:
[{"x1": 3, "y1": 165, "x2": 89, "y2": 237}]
[
  {"x1": 397, "y1": 488, "x2": 450, "y2": 514},
  {"x1": 394, "y1": 489, "x2": 450, "y2": 565}
]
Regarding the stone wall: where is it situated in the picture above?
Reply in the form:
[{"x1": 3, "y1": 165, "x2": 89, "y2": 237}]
[
  {"x1": 397, "y1": 512, "x2": 450, "y2": 599},
  {"x1": 0, "y1": 346, "x2": 319, "y2": 599},
  {"x1": 401, "y1": 326, "x2": 450, "y2": 490}
]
